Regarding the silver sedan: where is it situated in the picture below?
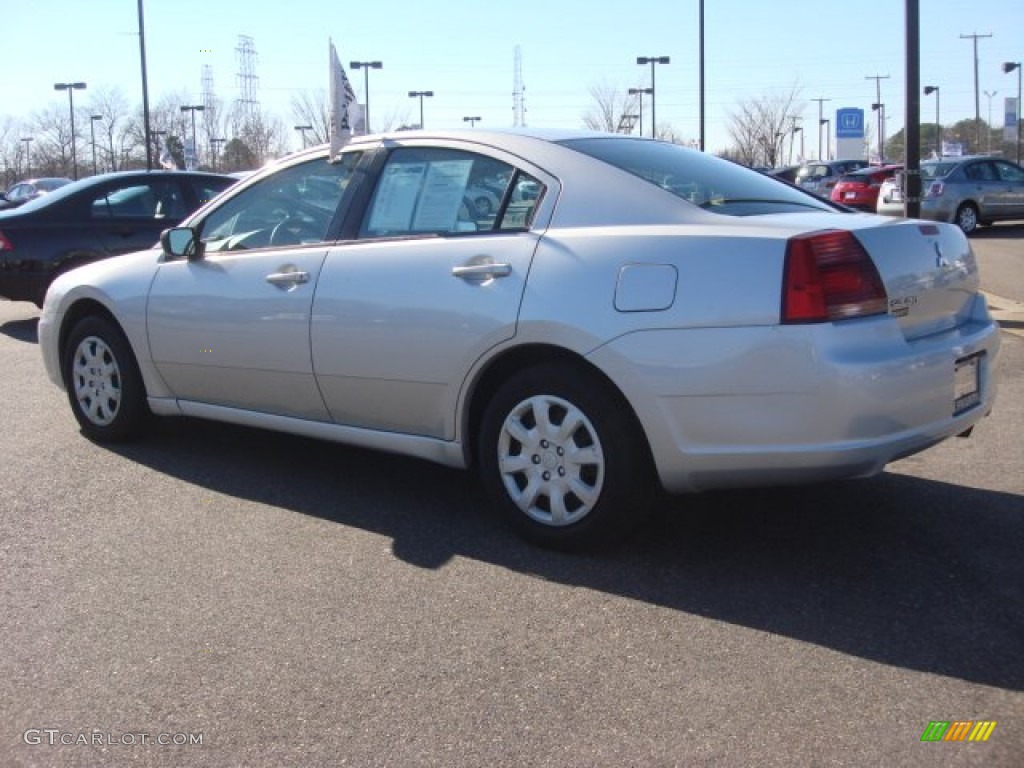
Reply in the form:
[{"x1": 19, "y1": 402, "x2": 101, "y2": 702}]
[{"x1": 39, "y1": 129, "x2": 1001, "y2": 549}]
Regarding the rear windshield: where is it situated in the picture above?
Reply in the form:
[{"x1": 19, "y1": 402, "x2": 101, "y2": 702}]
[
  {"x1": 559, "y1": 137, "x2": 833, "y2": 217},
  {"x1": 920, "y1": 162, "x2": 960, "y2": 179}
]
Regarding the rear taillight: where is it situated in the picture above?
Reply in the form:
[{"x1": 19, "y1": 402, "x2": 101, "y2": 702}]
[
  {"x1": 781, "y1": 230, "x2": 888, "y2": 323},
  {"x1": 0, "y1": 231, "x2": 12, "y2": 251}
]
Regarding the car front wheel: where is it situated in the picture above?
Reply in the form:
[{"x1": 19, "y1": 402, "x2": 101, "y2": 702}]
[
  {"x1": 478, "y1": 363, "x2": 654, "y2": 550},
  {"x1": 62, "y1": 315, "x2": 150, "y2": 442}
]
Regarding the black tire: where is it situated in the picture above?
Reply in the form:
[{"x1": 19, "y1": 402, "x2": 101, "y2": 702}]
[
  {"x1": 477, "y1": 362, "x2": 654, "y2": 550},
  {"x1": 954, "y1": 202, "x2": 979, "y2": 235},
  {"x1": 62, "y1": 315, "x2": 151, "y2": 442}
]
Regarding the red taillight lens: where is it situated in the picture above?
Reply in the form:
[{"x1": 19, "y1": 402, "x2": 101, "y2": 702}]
[
  {"x1": 0, "y1": 231, "x2": 12, "y2": 251},
  {"x1": 782, "y1": 230, "x2": 888, "y2": 323}
]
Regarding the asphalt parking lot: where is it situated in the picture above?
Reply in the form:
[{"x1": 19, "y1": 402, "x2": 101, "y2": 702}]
[{"x1": 2, "y1": 231, "x2": 1022, "y2": 767}]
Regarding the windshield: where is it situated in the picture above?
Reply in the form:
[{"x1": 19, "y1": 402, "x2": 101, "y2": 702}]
[{"x1": 559, "y1": 137, "x2": 834, "y2": 216}]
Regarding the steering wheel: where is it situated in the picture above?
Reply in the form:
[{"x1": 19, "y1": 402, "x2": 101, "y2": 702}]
[{"x1": 269, "y1": 215, "x2": 323, "y2": 246}]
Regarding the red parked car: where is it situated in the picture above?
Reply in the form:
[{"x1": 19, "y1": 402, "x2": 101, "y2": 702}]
[{"x1": 830, "y1": 164, "x2": 903, "y2": 211}]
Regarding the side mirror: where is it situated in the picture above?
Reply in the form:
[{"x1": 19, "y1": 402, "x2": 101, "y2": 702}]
[{"x1": 160, "y1": 226, "x2": 204, "y2": 261}]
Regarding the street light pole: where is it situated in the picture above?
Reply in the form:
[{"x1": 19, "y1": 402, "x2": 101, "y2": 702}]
[
  {"x1": 294, "y1": 125, "x2": 313, "y2": 149},
  {"x1": 350, "y1": 60, "x2": 382, "y2": 133},
  {"x1": 636, "y1": 56, "x2": 670, "y2": 139},
  {"x1": 1004, "y1": 62, "x2": 1022, "y2": 164},
  {"x1": 811, "y1": 97, "x2": 831, "y2": 159},
  {"x1": 871, "y1": 103, "x2": 886, "y2": 162},
  {"x1": 407, "y1": 91, "x2": 434, "y2": 129},
  {"x1": 924, "y1": 86, "x2": 941, "y2": 157},
  {"x1": 54, "y1": 81, "x2": 86, "y2": 180},
  {"x1": 21, "y1": 137, "x2": 32, "y2": 177},
  {"x1": 983, "y1": 90, "x2": 998, "y2": 152},
  {"x1": 180, "y1": 105, "x2": 204, "y2": 168},
  {"x1": 89, "y1": 115, "x2": 102, "y2": 175},
  {"x1": 627, "y1": 87, "x2": 653, "y2": 136},
  {"x1": 820, "y1": 118, "x2": 831, "y2": 160},
  {"x1": 463, "y1": 116, "x2": 481, "y2": 127}
]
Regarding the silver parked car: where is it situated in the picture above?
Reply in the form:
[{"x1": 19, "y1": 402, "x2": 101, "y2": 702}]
[
  {"x1": 794, "y1": 159, "x2": 870, "y2": 198},
  {"x1": 39, "y1": 129, "x2": 1000, "y2": 549},
  {"x1": 876, "y1": 156, "x2": 1024, "y2": 234}
]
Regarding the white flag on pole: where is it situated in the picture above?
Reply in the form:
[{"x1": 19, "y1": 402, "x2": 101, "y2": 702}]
[{"x1": 329, "y1": 40, "x2": 358, "y2": 155}]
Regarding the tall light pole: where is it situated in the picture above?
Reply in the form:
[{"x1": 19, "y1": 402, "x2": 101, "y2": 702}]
[
  {"x1": 210, "y1": 137, "x2": 225, "y2": 171},
  {"x1": 924, "y1": 86, "x2": 941, "y2": 157},
  {"x1": 180, "y1": 105, "x2": 204, "y2": 169},
  {"x1": 983, "y1": 90, "x2": 998, "y2": 152},
  {"x1": 1004, "y1": 61, "x2": 1022, "y2": 164},
  {"x1": 960, "y1": 32, "x2": 992, "y2": 151},
  {"x1": 463, "y1": 116, "x2": 481, "y2": 127},
  {"x1": 294, "y1": 124, "x2": 313, "y2": 149},
  {"x1": 698, "y1": 0, "x2": 705, "y2": 150},
  {"x1": 407, "y1": 90, "x2": 434, "y2": 129},
  {"x1": 811, "y1": 97, "x2": 831, "y2": 159},
  {"x1": 54, "y1": 82, "x2": 86, "y2": 180},
  {"x1": 865, "y1": 74, "x2": 889, "y2": 162},
  {"x1": 89, "y1": 115, "x2": 103, "y2": 175},
  {"x1": 871, "y1": 103, "x2": 886, "y2": 162},
  {"x1": 636, "y1": 56, "x2": 670, "y2": 139},
  {"x1": 21, "y1": 137, "x2": 32, "y2": 177},
  {"x1": 628, "y1": 87, "x2": 653, "y2": 137},
  {"x1": 820, "y1": 118, "x2": 831, "y2": 160},
  {"x1": 790, "y1": 123, "x2": 803, "y2": 164},
  {"x1": 138, "y1": 0, "x2": 153, "y2": 169},
  {"x1": 350, "y1": 60, "x2": 382, "y2": 133}
]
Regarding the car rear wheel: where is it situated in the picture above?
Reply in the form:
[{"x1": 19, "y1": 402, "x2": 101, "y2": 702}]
[
  {"x1": 478, "y1": 363, "x2": 654, "y2": 550},
  {"x1": 62, "y1": 315, "x2": 150, "y2": 442},
  {"x1": 954, "y1": 202, "x2": 979, "y2": 235}
]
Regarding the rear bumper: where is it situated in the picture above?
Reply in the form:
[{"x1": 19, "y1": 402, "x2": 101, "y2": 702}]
[{"x1": 587, "y1": 300, "x2": 1000, "y2": 494}]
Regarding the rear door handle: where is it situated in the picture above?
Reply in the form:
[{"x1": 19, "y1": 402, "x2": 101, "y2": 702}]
[{"x1": 452, "y1": 263, "x2": 512, "y2": 280}]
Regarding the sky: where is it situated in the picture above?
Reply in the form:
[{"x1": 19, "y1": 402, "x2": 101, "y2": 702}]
[{"x1": 2, "y1": 0, "x2": 1022, "y2": 158}]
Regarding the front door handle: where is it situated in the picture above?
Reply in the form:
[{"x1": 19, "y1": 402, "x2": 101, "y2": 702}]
[
  {"x1": 266, "y1": 270, "x2": 310, "y2": 287},
  {"x1": 452, "y1": 263, "x2": 512, "y2": 281}
]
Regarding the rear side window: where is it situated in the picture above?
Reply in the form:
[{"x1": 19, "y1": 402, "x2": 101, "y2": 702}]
[
  {"x1": 90, "y1": 180, "x2": 184, "y2": 219},
  {"x1": 360, "y1": 147, "x2": 543, "y2": 237},
  {"x1": 561, "y1": 137, "x2": 831, "y2": 216}
]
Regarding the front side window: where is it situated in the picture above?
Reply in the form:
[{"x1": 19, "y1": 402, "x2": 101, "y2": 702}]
[
  {"x1": 199, "y1": 153, "x2": 362, "y2": 252},
  {"x1": 995, "y1": 161, "x2": 1024, "y2": 183},
  {"x1": 360, "y1": 147, "x2": 542, "y2": 237}
]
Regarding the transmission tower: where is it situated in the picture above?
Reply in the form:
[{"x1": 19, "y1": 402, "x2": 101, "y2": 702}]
[
  {"x1": 235, "y1": 35, "x2": 259, "y2": 128},
  {"x1": 201, "y1": 64, "x2": 216, "y2": 157},
  {"x1": 513, "y1": 45, "x2": 526, "y2": 127}
]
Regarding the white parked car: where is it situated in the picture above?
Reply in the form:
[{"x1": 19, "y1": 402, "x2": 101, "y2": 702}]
[{"x1": 39, "y1": 129, "x2": 1001, "y2": 549}]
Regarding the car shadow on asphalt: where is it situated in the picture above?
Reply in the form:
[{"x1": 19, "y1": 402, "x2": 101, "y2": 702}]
[
  {"x1": 103, "y1": 415, "x2": 1024, "y2": 694},
  {"x1": 0, "y1": 316, "x2": 39, "y2": 343}
]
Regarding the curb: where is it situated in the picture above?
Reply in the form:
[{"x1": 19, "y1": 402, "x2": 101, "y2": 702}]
[{"x1": 982, "y1": 291, "x2": 1024, "y2": 337}]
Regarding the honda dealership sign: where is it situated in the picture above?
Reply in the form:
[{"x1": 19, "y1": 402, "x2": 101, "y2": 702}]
[{"x1": 836, "y1": 108, "x2": 866, "y2": 160}]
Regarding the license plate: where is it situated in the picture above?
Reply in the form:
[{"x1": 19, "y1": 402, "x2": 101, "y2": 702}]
[
  {"x1": 890, "y1": 189, "x2": 903, "y2": 202},
  {"x1": 844, "y1": 191, "x2": 857, "y2": 200},
  {"x1": 953, "y1": 354, "x2": 981, "y2": 414}
]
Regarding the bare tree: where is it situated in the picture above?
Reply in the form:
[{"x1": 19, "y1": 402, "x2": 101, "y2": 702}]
[
  {"x1": 290, "y1": 89, "x2": 330, "y2": 145},
  {"x1": 583, "y1": 80, "x2": 641, "y2": 134},
  {"x1": 726, "y1": 85, "x2": 804, "y2": 167},
  {"x1": 31, "y1": 105, "x2": 75, "y2": 178},
  {"x1": 87, "y1": 86, "x2": 142, "y2": 173}
]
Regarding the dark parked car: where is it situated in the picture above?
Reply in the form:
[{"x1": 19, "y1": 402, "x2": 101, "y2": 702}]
[
  {"x1": 764, "y1": 165, "x2": 801, "y2": 183},
  {"x1": 0, "y1": 170, "x2": 234, "y2": 305},
  {"x1": 0, "y1": 177, "x2": 72, "y2": 210}
]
